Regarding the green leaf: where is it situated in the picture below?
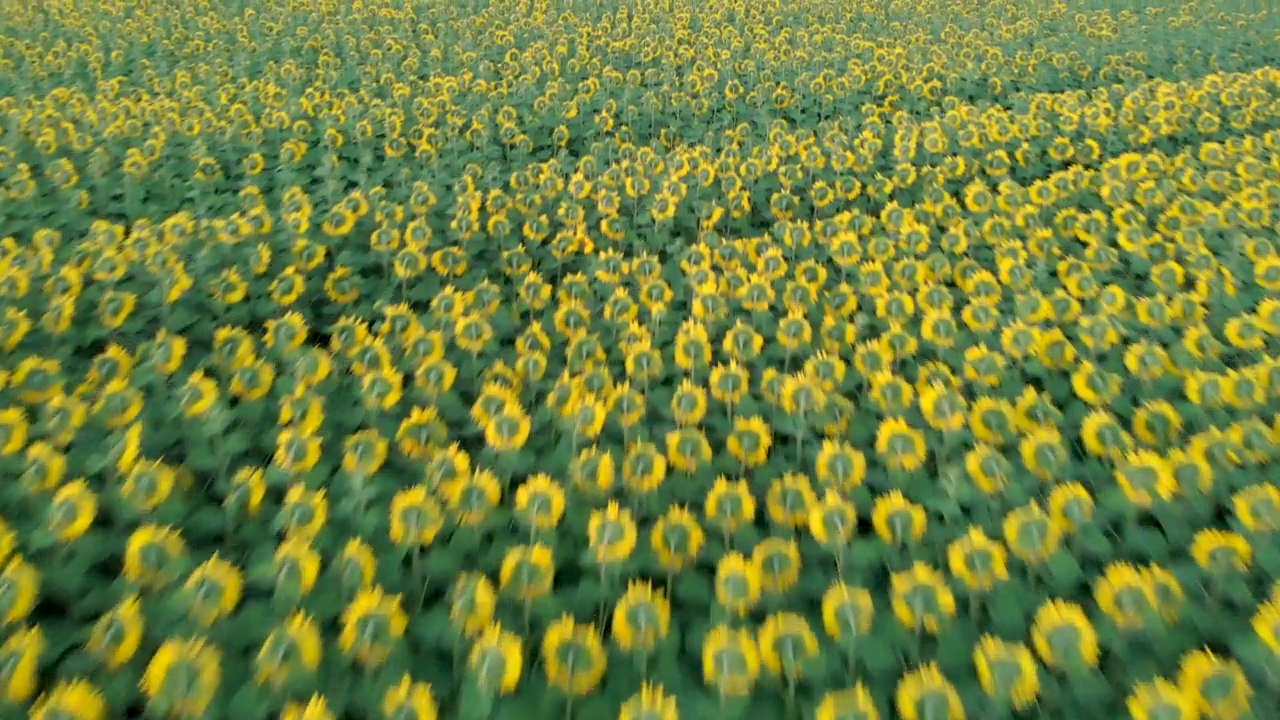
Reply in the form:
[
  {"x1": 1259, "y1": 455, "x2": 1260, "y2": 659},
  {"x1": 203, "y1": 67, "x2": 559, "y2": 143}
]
[{"x1": 1045, "y1": 553, "x2": 1085, "y2": 594}]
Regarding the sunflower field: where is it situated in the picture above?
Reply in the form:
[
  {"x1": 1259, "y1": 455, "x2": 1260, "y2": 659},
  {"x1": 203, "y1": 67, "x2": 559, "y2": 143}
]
[{"x1": 3, "y1": 0, "x2": 1280, "y2": 718}]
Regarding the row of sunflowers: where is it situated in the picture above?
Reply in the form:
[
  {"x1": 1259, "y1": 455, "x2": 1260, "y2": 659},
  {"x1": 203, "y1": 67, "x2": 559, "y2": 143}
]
[{"x1": 3, "y1": 0, "x2": 1280, "y2": 718}]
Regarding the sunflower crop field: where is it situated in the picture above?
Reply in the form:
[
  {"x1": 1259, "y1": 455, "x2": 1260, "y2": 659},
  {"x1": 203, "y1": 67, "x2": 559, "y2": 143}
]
[{"x1": 4, "y1": 0, "x2": 1280, "y2": 718}]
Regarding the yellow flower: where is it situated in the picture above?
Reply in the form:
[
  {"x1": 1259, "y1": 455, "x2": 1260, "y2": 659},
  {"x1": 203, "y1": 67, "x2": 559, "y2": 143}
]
[
  {"x1": 30, "y1": 679, "x2": 108, "y2": 720},
  {"x1": 228, "y1": 356, "x2": 275, "y2": 402},
  {"x1": 1253, "y1": 600, "x2": 1280, "y2": 654},
  {"x1": 0, "y1": 625, "x2": 44, "y2": 703},
  {"x1": 1232, "y1": 483, "x2": 1280, "y2": 532},
  {"x1": 1126, "y1": 678, "x2": 1199, "y2": 720},
  {"x1": 965, "y1": 444, "x2": 1011, "y2": 494},
  {"x1": 610, "y1": 382, "x2": 647, "y2": 430},
  {"x1": 119, "y1": 459, "x2": 178, "y2": 513},
  {"x1": 22, "y1": 440, "x2": 68, "y2": 492},
  {"x1": 665, "y1": 426, "x2": 712, "y2": 474},
  {"x1": 968, "y1": 634, "x2": 1041, "y2": 711},
  {"x1": 339, "y1": 586, "x2": 408, "y2": 668},
  {"x1": 274, "y1": 426, "x2": 323, "y2": 474},
  {"x1": 815, "y1": 684, "x2": 879, "y2": 720},
  {"x1": 336, "y1": 538, "x2": 378, "y2": 589},
  {"x1": 360, "y1": 368, "x2": 404, "y2": 411},
  {"x1": 612, "y1": 580, "x2": 671, "y2": 653},
  {"x1": 875, "y1": 417, "x2": 928, "y2": 472},
  {"x1": 87, "y1": 594, "x2": 145, "y2": 669},
  {"x1": 264, "y1": 312, "x2": 309, "y2": 354},
  {"x1": 588, "y1": 501, "x2": 638, "y2": 565},
  {"x1": 396, "y1": 406, "x2": 446, "y2": 460},
  {"x1": 650, "y1": 506, "x2": 704, "y2": 573},
  {"x1": 423, "y1": 443, "x2": 471, "y2": 489},
  {"x1": 757, "y1": 612, "x2": 819, "y2": 679},
  {"x1": 1018, "y1": 425, "x2": 1068, "y2": 481},
  {"x1": 255, "y1": 611, "x2": 323, "y2": 688},
  {"x1": 726, "y1": 414, "x2": 772, "y2": 468},
  {"x1": 225, "y1": 466, "x2": 266, "y2": 518},
  {"x1": 565, "y1": 391, "x2": 607, "y2": 440},
  {"x1": 968, "y1": 397, "x2": 1016, "y2": 445},
  {"x1": 388, "y1": 485, "x2": 444, "y2": 548},
  {"x1": 1002, "y1": 501, "x2": 1062, "y2": 565},
  {"x1": 814, "y1": 438, "x2": 868, "y2": 491},
  {"x1": 468, "y1": 622, "x2": 523, "y2": 695},
  {"x1": 1131, "y1": 400, "x2": 1184, "y2": 448},
  {"x1": 947, "y1": 527, "x2": 1009, "y2": 592},
  {"x1": 765, "y1": 473, "x2": 817, "y2": 529},
  {"x1": 821, "y1": 583, "x2": 874, "y2": 644},
  {"x1": 449, "y1": 573, "x2": 497, "y2": 639},
  {"x1": 0, "y1": 406, "x2": 28, "y2": 456},
  {"x1": 498, "y1": 544, "x2": 555, "y2": 601},
  {"x1": 714, "y1": 552, "x2": 761, "y2": 616},
  {"x1": 179, "y1": 371, "x2": 219, "y2": 419},
  {"x1": 441, "y1": 469, "x2": 502, "y2": 527},
  {"x1": 279, "y1": 484, "x2": 329, "y2": 539},
  {"x1": 1081, "y1": 410, "x2": 1135, "y2": 459},
  {"x1": 1071, "y1": 361, "x2": 1123, "y2": 407},
  {"x1": 896, "y1": 663, "x2": 965, "y2": 720},
  {"x1": 11, "y1": 356, "x2": 64, "y2": 405},
  {"x1": 1177, "y1": 649, "x2": 1252, "y2": 720},
  {"x1": 709, "y1": 360, "x2": 750, "y2": 407},
  {"x1": 414, "y1": 357, "x2": 457, "y2": 397},
  {"x1": 808, "y1": 490, "x2": 857, "y2": 548},
  {"x1": 619, "y1": 683, "x2": 678, "y2": 720},
  {"x1": 702, "y1": 625, "x2": 759, "y2": 697},
  {"x1": 281, "y1": 693, "x2": 335, "y2": 720},
  {"x1": 722, "y1": 320, "x2": 764, "y2": 362},
  {"x1": 704, "y1": 476, "x2": 757, "y2": 535},
  {"x1": 476, "y1": 387, "x2": 526, "y2": 442},
  {"x1": 865, "y1": 366, "x2": 916, "y2": 412},
  {"x1": 890, "y1": 563, "x2": 955, "y2": 634},
  {"x1": 1115, "y1": 450, "x2": 1179, "y2": 508},
  {"x1": 542, "y1": 615, "x2": 607, "y2": 697},
  {"x1": 919, "y1": 383, "x2": 967, "y2": 433},
  {"x1": 514, "y1": 473, "x2": 565, "y2": 533},
  {"x1": 753, "y1": 537, "x2": 802, "y2": 594},
  {"x1": 140, "y1": 637, "x2": 222, "y2": 719},
  {"x1": 1190, "y1": 530, "x2": 1251, "y2": 574},
  {"x1": 673, "y1": 320, "x2": 712, "y2": 371},
  {"x1": 183, "y1": 555, "x2": 244, "y2": 626},
  {"x1": 569, "y1": 445, "x2": 617, "y2": 495},
  {"x1": 872, "y1": 490, "x2": 927, "y2": 545},
  {"x1": 1031, "y1": 599, "x2": 1099, "y2": 671},
  {"x1": 622, "y1": 440, "x2": 668, "y2": 495},
  {"x1": 776, "y1": 310, "x2": 813, "y2": 352},
  {"x1": 47, "y1": 478, "x2": 97, "y2": 542},
  {"x1": 1094, "y1": 562, "x2": 1160, "y2": 630},
  {"x1": 273, "y1": 537, "x2": 322, "y2": 600},
  {"x1": 343, "y1": 428, "x2": 389, "y2": 477},
  {"x1": 382, "y1": 674, "x2": 437, "y2": 720},
  {"x1": 1046, "y1": 482, "x2": 1095, "y2": 531},
  {"x1": 123, "y1": 525, "x2": 187, "y2": 589}
]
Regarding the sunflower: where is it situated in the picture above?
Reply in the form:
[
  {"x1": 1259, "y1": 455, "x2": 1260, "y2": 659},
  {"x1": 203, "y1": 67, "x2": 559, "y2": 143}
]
[
  {"x1": 612, "y1": 581, "x2": 671, "y2": 654},
  {"x1": 753, "y1": 537, "x2": 802, "y2": 595},
  {"x1": 702, "y1": 626, "x2": 759, "y2": 697},
  {"x1": 1031, "y1": 599, "x2": 1099, "y2": 672},
  {"x1": 467, "y1": 623, "x2": 523, "y2": 696},
  {"x1": 973, "y1": 635, "x2": 1040, "y2": 710},
  {"x1": 896, "y1": 663, "x2": 965, "y2": 720},
  {"x1": 541, "y1": 615, "x2": 607, "y2": 697},
  {"x1": 890, "y1": 563, "x2": 956, "y2": 634},
  {"x1": 757, "y1": 612, "x2": 819, "y2": 680},
  {"x1": 874, "y1": 417, "x2": 928, "y2": 473}
]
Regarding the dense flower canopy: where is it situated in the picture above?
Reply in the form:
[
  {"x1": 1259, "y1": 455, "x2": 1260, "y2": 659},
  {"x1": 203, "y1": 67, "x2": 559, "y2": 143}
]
[{"x1": 1, "y1": 0, "x2": 1280, "y2": 718}]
